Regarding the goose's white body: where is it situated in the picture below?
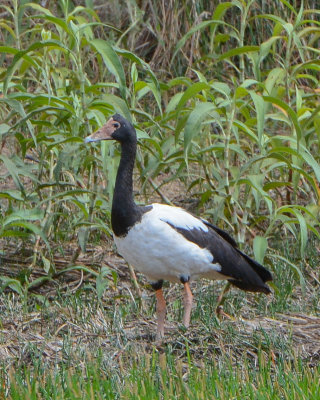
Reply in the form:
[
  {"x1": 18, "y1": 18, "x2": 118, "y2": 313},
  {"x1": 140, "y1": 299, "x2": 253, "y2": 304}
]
[{"x1": 114, "y1": 203, "x2": 226, "y2": 283}]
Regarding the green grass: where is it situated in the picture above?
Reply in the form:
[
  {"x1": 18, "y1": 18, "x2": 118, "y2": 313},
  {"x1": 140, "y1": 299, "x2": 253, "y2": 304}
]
[{"x1": 4, "y1": 352, "x2": 320, "y2": 399}]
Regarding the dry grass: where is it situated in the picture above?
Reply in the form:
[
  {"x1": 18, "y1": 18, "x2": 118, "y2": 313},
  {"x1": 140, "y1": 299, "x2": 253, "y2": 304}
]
[
  {"x1": 1, "y1": 291, "x2": 319, "y2": 368},
  {"x1": 0, "y1": 241, "x2": 319, "y2": 372}
]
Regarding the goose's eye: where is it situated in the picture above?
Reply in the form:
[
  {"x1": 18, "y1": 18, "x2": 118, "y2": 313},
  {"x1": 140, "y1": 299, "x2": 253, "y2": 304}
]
[{"x1": 113, "y1": 122, "x2": 120, "y2": 129}]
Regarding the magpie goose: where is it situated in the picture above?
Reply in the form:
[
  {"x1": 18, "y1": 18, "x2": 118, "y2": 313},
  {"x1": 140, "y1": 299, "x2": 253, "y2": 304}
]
[{"x1": 85, "y1": 114, "x2": 272, "y2": 339}]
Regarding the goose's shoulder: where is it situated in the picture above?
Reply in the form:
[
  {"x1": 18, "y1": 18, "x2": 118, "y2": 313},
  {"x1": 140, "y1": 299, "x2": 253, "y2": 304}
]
[{"x1": 145, "y1": 203, "x2": 208, "y2": 232}]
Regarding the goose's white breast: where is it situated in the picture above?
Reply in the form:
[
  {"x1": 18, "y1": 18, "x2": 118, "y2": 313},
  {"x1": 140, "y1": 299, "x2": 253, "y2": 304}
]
[{"x1": 114, "y1": 204, "x2": 224, "y2": 283}]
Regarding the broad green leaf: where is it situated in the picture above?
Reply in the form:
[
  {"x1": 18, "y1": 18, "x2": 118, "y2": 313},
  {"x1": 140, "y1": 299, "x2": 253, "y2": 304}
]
[
  {"x1": 239, "y1": 176, "x2": 273, "y2": 214},
  {"x1": 102, "y1": 94, "x2": 131, "y2": 120},
  {"x1": 78, "y1": 228, "x2": 88, "y2": 252},
  {"x1": 131, "y1": 63, "x2": 138, "y2": 84},
  {"x1": 90, "y1": 39, "x2": 126, "y2": 99},
  {"x1": 259, "y1": 37, "x2": 283, "y2": 64},
  {"x1": 3, "y1": 209, "x2": 44, "y2": 226},
  {"x1": 0, "y1": 155, "x2": 25, "y2": 196},
  {"x1": 166, "y1": 92, "x2": 184, "y2": 114},
  {"x1": 299, "y1": 150, "x2": 320, "y2": 182},
  {"x1": 256, "y1": 14, "x2": 287, "y2": 28},
  {"x1": 0, "y1": 46, "x2": 19, "y2": 56},
  {"x1": 176, "y1": 82, "x2": 210, "y2": 112},
  {"x1": 298, "y1": 26, "x2": 320, "y2": 38},
  {"x1": 292, "y1": 60, "x2": 320, "y2": 76},
  {"x1": 240, "y1": 79, "x2": 259, "y2": 89},
  {"x1": 26, "y1": 3, "x2": 54, "y2": 16},
  {"x1": 96, "y1": 266, "x2": 111, "y2": 299},
  {"x1": 192, "y1": 69, "x2": 208, "y2": 83},
  {"x1": 167, "y1": 77, "x2": 192, "y2": 88},
  {"x1": 263, "y1": 181, "x2": 292, "y2": 191},
  {"x1": 41, "y1": 256, "x2": 52, "y2": 274},
  {"x1": 218, "y1": 46, "x2": 260, "y2": 61},
  {"x1": 233, "y1": 120, "x2": 258, "y2": 143},
  {"x1": 0, "y1": 230, "x2": 29, "y2": 239},
  {"x1": 136, "y1": 129, "x2": 150, "y2": 139},
  {"x1": 279, "y1": 0, "x2": 297, "y2": 16},
  {"x1": 283, "y1": 22, "x2": 294, "y2": 35},
  {"x1": 253, "y1": 236, "x2": 268, "y2": 264},
  {"x1": 277, "y1": 206, "x2": 309, "y2": 256},
  {"x1": 264, "y1": 68, "x2": 286, "y2": 95},
  {"x1": 8, "y1": 92, "x2": 76, "y2": 113},
  {"x1": 0, "y1": 190, "x2": 24, "y2": 201},
  {"x1": 249, "y1": 91, "x2": 265, "y2": 148},
  {"x1": 28, "y1": 276, "x2": 52, "y2": 289},
  {"x1": 135, "y1": 81, "x2": 162, "y2": 115},
  {"x1": 0, "y1": 277, "x2": 24, "y2": 295},
  {"x1": 0, "y1": 124, "x2": 10, "y2": 136},
  {"x1": 12, "y1": 106, "x2": 73, "y2": 131},
  {"x1": 8, "y1": 221, "x2": 50, "y2": 251},
  {"x1": 301, "y1": 103, "x2": 320, "y2": 130},
  {"x1": 183, "y1": 102, "x2": 216, "y2": 159},
  {"x1": 210, "y1": 82, "x2": 231, "y2": 97},
  {"x1": 0, "y1": 22, "x2": 15, "y2": 38},
  {"x1": 70, "y1": 199, "x2": 89, "y2": 218},
  {"x1": 212, "y1": 2, "x2": 234, "y2": 20},
  {"x1": 115, "y1": 47, "x2": 159, "y2": 89},
  {"x1": 263, "y1": 96, "x2": 302, "y2": 142},
  {"x1": 39, "y1": 15, "x2": 73, "y2": 35},
  {"x1": 38, "y1": 189, "x2": 92, "y2": 206}
]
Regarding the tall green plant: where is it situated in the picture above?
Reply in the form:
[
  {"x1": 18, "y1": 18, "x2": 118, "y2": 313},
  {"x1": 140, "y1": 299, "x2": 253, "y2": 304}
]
[
  {"x1": 0, "y1": 1, "x2": 160, "y2": 279},
  {"x1": 145, "y1": 0, "x2": 320, "y2": 269},
  {"x1": 0, "y1": 0, "x2": 319, "y2": 293}
]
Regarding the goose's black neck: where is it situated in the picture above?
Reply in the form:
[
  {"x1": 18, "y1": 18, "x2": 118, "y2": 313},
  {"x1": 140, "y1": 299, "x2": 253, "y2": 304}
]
[{"x1": 111, "y1": 139, "x2": 141, "y2": 237}]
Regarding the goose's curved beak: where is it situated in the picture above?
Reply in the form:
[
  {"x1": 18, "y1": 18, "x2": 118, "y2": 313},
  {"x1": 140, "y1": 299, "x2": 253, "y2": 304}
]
[{"x1": 84, "y1": 117, "x2": 117, "y2": 143}]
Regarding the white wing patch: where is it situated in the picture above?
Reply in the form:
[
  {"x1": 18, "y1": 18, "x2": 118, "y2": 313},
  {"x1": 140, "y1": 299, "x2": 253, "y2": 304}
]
[
  {"x1": 114, "y1": 203, "x2": 225, "y2": 283},
  {"x1": 151, "y1": 203, "x2": 209, "y2": 232}
]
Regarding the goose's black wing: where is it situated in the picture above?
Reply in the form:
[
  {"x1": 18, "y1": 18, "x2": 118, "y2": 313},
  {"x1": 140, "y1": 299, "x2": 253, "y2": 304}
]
[{"x1": 166, "y1": 218, "x2": 272, "y2": 294}]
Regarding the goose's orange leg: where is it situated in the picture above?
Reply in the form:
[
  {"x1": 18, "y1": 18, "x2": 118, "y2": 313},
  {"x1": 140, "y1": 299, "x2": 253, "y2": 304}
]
[
  {"x1": 155, "y1": 288, "x2": 166, "y2": 339},
  {"x1": 182, "y1": 281, "x2": 193, "y2": 328}
]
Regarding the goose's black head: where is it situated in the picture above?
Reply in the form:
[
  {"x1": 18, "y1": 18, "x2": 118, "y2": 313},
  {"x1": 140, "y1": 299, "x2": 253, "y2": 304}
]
[{"x1": 85, "y1": 114, "x2": 136, "y2": 144}]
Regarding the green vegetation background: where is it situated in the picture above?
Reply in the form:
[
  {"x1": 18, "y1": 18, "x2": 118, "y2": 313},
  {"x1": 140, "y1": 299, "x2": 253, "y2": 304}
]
[{"x1": 0, "y1": 0, "x2": 319, "y2": 398}]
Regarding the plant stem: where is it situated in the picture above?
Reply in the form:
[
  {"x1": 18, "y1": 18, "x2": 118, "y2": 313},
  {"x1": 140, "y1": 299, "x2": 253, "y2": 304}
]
[{"x1": 12, "y1": 0, "x2": 20, "y2": 50}]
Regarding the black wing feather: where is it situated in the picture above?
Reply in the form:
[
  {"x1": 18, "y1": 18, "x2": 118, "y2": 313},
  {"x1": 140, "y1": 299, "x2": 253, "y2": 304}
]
[
  {"x1": 202, "y1": 219, "x2": 272, "y2": 284},
  {"x1": 165, "y1": 220, "x2": 272, "y2": 294},
  {"x1": 235, "y1": 248, "x2": 272, "y2": 283}
]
